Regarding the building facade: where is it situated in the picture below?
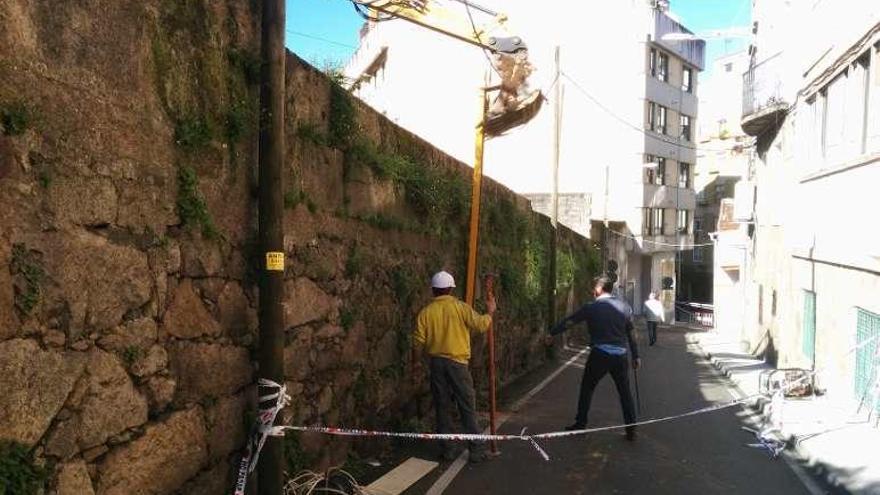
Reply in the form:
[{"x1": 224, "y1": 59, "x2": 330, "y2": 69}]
[
  {"x1": 345, "y1": 0, "x2": 704, "y2": 319},
  {"x1": 737, "y1": 2, "x2": 880, "y2": 411},
  {"x1": 679, "y1": 51, "x2": 751, "y2": 307}
]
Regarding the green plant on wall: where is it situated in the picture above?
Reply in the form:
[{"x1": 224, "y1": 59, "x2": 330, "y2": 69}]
[
  {"x1": 0, "y1": 441, "x2": 48, "y2": 495},
  {"x1": 176, "y1": 165, "x2": 219, "y2": 239},
  {"x1": 10, "y1": 244, "x2": 43, "y2": 316},
  {"x1": 328, "y1": 81, "x2": 356, "y2": 148},
  {"x1": 0, "y1": 102, "x2": 33, "y2": 136}
]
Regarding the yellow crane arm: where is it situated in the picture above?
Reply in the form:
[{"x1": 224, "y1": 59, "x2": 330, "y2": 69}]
[{"x1": 355, "y1": 0, "x2": 527, "y2": 55}]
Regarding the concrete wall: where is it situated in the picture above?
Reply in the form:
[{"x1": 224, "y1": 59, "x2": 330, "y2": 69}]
[{"x1": 0, "y1": 1, "x2": 596, "y2": 493}]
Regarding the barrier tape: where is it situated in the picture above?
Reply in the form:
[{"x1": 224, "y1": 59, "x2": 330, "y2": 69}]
[
  {"x1": 234, "y1": 332, "x2": 880, "y2": 490},
  {"x1": 266, "y1": 391, "x2": 767, "y2": 462},
  {"x1": 234, "y1": 379, "x2": 291, "y2": 495}
]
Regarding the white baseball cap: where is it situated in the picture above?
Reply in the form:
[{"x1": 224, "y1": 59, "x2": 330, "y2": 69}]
[{"x1": 431, "y1": 271, "x2": 456, "y2": 289}]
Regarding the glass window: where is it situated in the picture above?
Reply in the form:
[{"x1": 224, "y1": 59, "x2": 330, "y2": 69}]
[
  {"x1": 678, "y1": 162, "x2": 691, "y2": 188},
  {"x1": 658, "y1": 52, "x2": 669, "y2": 82},
  {"x1": 682, "y1": 67, "x2": 693, "y2": 92},
  {"x1": 680, "y1": 114, "x2": 692, "y2": 141},
  {"x1": 677, "y1": 209, "x2": 690, "y2": 234},
  {"x1": 693, "y1": 247, "x2": 704, "y2": 262},
  {"x1": 651, "y1": 104, "x2": 667, "y2": 134},
  {"x1": 724, "y1": 63, "x2": 733, "y2": 72},
  {"x1": 653, "y1": 208, "x2": 665, "y2": 235},
  {"x1": 650, "y1": 48, "x2": 657, "y2": 77},
  {"x1": 694, "y1": 217, "x2": 702, "y2": 233}
]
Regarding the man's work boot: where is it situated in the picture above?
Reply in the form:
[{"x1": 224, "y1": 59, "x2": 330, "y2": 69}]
[
  {"x1": 565, "y1": 423, "x2": 585, "y2": 432},
  {"x1": 625, "y1": 427, "x2": 637, "y2": 441}
]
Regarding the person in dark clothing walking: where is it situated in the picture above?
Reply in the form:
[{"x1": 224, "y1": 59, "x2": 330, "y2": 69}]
[{"x1": 548, "y1": 275, "x2": 641, "y2": 440}]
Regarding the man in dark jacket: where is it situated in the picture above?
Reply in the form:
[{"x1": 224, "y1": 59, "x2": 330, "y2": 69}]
[{"x1": 549, "y1": 275, "x2": 640, "y2": 440}]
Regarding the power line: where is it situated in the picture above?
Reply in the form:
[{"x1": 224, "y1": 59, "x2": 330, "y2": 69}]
[
  {"x1": 286, "y1": 29, "x2": 358, "y2": 49},
  {"x1": 560, "y1": 71, "x2": 756, "y2": 154},
  {"x1": 607, "y1": 228, "x2": 715, "y2": 248}
]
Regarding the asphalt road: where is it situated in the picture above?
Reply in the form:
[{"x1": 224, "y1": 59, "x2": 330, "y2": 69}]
[{"x1": 418, "y1": 326, "x2": 822, "y2": 495}]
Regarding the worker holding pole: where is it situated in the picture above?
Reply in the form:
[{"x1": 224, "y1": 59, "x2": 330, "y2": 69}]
[
  {"x1": 413, "y1": 271, "x2": 497, "y2": 463},
  {"x1": 547, "y1": 275, "x2": 641, "y2": 441}
]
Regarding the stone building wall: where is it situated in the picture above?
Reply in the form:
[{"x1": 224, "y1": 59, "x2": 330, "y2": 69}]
[{"x1": 0, "y1": 1, "x2": 596, "y2": 493}]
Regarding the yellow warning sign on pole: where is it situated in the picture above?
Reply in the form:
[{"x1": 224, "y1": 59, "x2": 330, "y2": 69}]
[{"x1": 266, "y1": 252, "x2": 285, "y2": 271}]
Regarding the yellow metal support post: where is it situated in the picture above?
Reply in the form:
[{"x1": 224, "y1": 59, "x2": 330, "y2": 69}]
[
  {"x1": 465, "y1": 83, "x2": 489, "y2": 307},
  {"x1": 465, "y1": 74, "x2": 498, "y2": 454}
]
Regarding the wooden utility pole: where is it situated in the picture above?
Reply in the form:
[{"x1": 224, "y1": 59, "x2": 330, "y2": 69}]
[
  {"x1": 257, "y1": 0, "x2": 285, "y2": 492},
  {"x1": 548, "y1": 46, "x2": 562, "y2": 327}
]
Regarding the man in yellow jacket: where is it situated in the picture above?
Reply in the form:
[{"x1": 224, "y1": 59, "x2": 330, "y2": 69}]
[{"x1": 413, "y1": 270, "x2": 496, "y2": 463}]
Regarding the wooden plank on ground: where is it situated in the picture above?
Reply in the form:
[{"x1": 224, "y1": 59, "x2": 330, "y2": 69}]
[{"x1": 365, "y1": 457, "x2": 438, "y2": 495}]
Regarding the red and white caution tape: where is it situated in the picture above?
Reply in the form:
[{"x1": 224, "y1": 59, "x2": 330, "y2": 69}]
[{"x1": 234, "y1": 379, "x2": 292, "y2": 495}]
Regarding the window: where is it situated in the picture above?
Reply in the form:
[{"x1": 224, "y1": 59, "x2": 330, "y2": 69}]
[
  {"x1": 694, "y1": 217, "x2": 702, "y2": 234},
  {"x1": 693, "y1": 247, "x2": 704, "y2": 262},
  {"x1": 680, "y1": 114, "x2": 692, "y2": 141},
  {"x1": 802, "y1": 291, "x2": 816, "y2": 362},
  {"x1": 678, "y1": 162, "x2": 691, "y2": 188},
  {"x1": 677, "y1": 209, "x2": 690, "y2": 234},
  {"x1": 759, "y1": 285, "x2": 764, "y2": 325},
  {"x1": 772, "y1": 290, "x2": 777, "y2": 317},
  {"x1": 856, "y1": 53, "x2": 870, "y2": 154},
  {"x1": 724, "y1": 62, "x2": 733, "y2": 73},
  {"x1": 645, "y1": 155, "x2": 666, "y2": 185},
  {"x1": 643, "y1": 208, "x2": 665, "y2": 236},
  {"x1": 658, "y1": 52, "x2": 669, "y2": 82},
  {"x1": 855, "y1": 308, "x2": 880, "y2": 410},
  {"x1": 649, "y1": 102, "x2": 667, "y2": 134},
  {"x1": 682, "y1": 67, "x2": 693, "y2": 92},
  {"x1": 650, "y1": 48, "x2": 657, "y2": 77}
]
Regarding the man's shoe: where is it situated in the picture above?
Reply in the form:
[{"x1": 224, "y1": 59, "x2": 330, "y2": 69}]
[
  {"x1": 565, "y1": 423, "x2": 585, "y2": 431},
  {"x1": 625, "y1": 427, "x2": 637, "y2": 441}
]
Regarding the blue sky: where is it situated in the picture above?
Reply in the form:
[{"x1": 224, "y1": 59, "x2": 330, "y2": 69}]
[{"x1": 285, "y1": 0, "x2": 750, "y2": 74}]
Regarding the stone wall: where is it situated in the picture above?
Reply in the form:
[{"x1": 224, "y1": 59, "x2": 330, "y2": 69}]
[{"x1": 0, "y1": 1, "x2": 596, "y2": 493}]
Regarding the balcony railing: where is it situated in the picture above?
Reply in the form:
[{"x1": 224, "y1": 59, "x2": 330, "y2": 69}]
[{"x1": 742, "y1": 52, "x2": 788, "y2": 127}]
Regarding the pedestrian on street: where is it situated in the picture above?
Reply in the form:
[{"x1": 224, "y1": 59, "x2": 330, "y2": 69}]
[
  {"x1": 413, "y1": 270, "x2": 497, "y2": 463},
  {"x1": 548, "y1": 275, "x2": 641, "y2": 440},
  {"x1": 643, "y1": 292, "x2": 665, "y2": 346}
]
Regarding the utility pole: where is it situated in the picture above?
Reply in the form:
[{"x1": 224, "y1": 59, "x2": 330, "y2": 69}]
[
  {"x1": 257, "y1": 0, "x2": 285, "y2": 493},
  {"x1": 548, "y1": 45, "x2": 561, "y2": 328}
]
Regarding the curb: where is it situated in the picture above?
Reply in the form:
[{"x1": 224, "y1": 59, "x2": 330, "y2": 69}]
[{"x1": 693, "y1": 339, "x2": 838, "y2": 495}]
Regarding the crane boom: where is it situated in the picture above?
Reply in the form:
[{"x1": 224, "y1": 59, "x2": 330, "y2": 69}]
[{"x1": 351, "y1": 0, "x2": 543, "y2": 136}]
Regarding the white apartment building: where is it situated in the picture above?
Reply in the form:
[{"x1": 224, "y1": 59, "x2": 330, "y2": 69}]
[
  {"x1": 736, "y1": 1, "x2": 880, "y2": 412},
  {"x1": 345, "y1": 0, "x2": 704, "y2": 319},
  {"x1": 677, "y1": 51, "x2": 750, "y2": 318}
]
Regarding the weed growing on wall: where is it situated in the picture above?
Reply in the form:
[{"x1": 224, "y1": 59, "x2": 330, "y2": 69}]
[
  {"x1": 10, "y1": 244, "x2": 43, "y2": 316},
  {"x1": 328, "y1": 82, "x2": 356, "y2": 148},
  {"x1": 0, "y1": 102, "x2": 33, "y2": 136},
  {"x1": 174, "y1": 115, "x2": 214, "y2": 150},
  {"x1": 0, "y1": 441, "x2": 47, "y2": 495},
  {"x1": 176, "y1": 165, "x2": 219, "y2": 239}
]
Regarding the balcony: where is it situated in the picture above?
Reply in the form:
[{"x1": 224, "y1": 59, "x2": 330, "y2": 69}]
[{"x1": 741, "y1": 53, "x2": 789, "y2": 136}]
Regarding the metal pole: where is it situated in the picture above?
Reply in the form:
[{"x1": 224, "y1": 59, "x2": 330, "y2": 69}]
[
  {"x1": 485, "y1": 275, "x2": 498, "y2": 454},
  {"x1": 257, "y1": 0, "x2": 286, "y2": 492},
  {"x1": 548, "y1": 46, "x2": 561, "y2": 330},
  {"x1": 465, "y1": 79, "x2": 489, "y2": 307},
  {"x1": 464, "y1": 74, "x2": 495, "y2": 452}
]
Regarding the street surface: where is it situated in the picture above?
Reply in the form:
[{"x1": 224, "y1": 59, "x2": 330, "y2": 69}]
[{"x1": 410, "y1": 326, "x2": 830, "y2": 494}]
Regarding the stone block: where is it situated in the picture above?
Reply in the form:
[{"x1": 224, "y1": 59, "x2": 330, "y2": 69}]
[
  {"x1": 0, "y1": 339, "x2": 86, "y2": 446},
  {"x1": 284, "y1": 277, "x2": 337, "y2": 328},
  {"x1": 161, "y1": 279, "x2": 220, "y2": 339},
  {"x1": 97, "y1": 317, "x2": 157, "y2": 353},
  {"x1": 204, "y1": 394, "x2": 246, "y2": 461},
  {"x1": 76, "y1": 350, "x2": 149, "y2": 450},
  {"x1": 130, "y1": 344, "x2": 168, "y2": 378},
  {"x1": 41, "y1": 230, "x2": 152, "y2": 332},
  {"x1": 48, "y1": 175, "x2": 117, "y2": 227},
  {"x1": 284, "y1": 327, "x2": 312, "y2": 381},
  {"x1": 97, "y1": 407, "x2": 208, "y2": 495},
  {"x1": 56, "y1": 459, "x2": 95, "y2": 495},
  {"x1": 169, "y1": 342, "x2": 253, "y2": 404}
]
